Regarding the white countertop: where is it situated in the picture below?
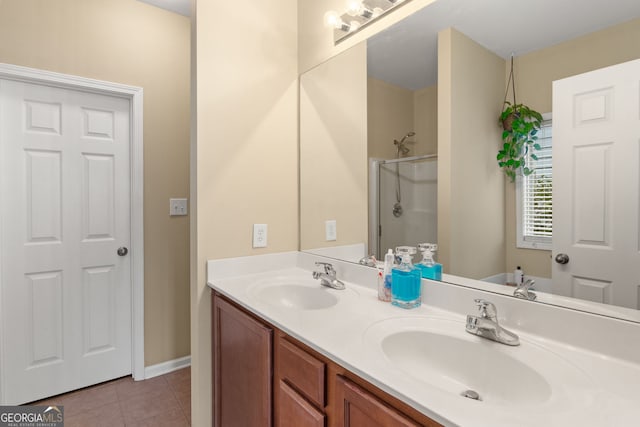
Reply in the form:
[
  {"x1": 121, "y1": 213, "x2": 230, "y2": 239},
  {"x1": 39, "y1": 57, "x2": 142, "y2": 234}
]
[{"x1": 207, "y1": 251, "x2": 640, "y2": 427}]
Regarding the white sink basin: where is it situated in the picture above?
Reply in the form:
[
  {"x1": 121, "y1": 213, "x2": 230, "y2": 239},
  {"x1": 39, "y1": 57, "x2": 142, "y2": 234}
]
[
  {"x1": 363, "y1": 317, "x2": 593, "y2": 408},
  {"x1": 248, "y1": 276, "x2": 357, "y2": 310},
  {"x1": 381, "y1": 329, "x2": 551, "y2": 405}
]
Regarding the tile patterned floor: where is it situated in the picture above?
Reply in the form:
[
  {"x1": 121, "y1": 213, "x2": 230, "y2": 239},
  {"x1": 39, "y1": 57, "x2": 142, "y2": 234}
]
[{"x1": 31, "y1": 367, "x2": 191, "y2": 426}]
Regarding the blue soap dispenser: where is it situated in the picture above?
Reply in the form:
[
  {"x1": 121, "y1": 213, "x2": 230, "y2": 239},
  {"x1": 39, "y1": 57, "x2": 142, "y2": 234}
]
[
  {"x1": 391, "y1": 246, "x2": 422, "y2": 309},
  {"x1": 415, "y1": 243, "x2": 442, "y2": 281}
]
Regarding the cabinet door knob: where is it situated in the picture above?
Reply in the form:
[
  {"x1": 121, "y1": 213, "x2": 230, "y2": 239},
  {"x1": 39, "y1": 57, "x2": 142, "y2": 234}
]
[
  {"x1": 117, "y1": 247, "x2": 129, "y2": 257},
  {"x1": 555, "y1": 253, "x2": 569, "y2": 264}
]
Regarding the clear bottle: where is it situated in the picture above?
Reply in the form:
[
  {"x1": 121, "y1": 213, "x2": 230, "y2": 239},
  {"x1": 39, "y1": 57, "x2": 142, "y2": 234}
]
[
  {"x1": 514, "y1": 266, "x2": 524, "y2": 286},
  {"x1": 415, "y1": 243, "x2": 442, "y2": 281},
  {"x1": 391, "y1": 246, "x2": 422, "y2": 309},
  {"x1": 378, "y1": 249, "x2": 394, "y2": 302}
]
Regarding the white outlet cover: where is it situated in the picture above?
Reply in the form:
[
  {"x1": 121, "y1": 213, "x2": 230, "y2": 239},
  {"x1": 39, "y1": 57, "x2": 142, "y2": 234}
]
[
  {"x1": 253, "y1": 224, "x2": 268, "y2": 248},
  {"x1": 325, "y1": 220, "x2": 337, "y2": 241}
]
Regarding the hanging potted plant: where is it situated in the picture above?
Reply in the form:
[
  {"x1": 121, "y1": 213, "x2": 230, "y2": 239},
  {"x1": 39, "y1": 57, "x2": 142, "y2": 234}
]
[{"x1": 497, "y1": 56, "x2": 543, "y2": 181}]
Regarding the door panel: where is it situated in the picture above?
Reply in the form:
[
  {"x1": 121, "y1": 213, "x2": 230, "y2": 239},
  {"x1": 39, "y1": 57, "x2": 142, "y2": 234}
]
[
  {"x1": 27, "y1": 271, "x2": 64, "y2": 367},
  {"x1": 552, "y1": 58, "x2": 640, "y2": 309},
  {"x1": 0, "y1": 78, "x2": 132, "y2": 404},
  {"x1": 572, "y1": 144, "x2": 610, "y2": 246}
]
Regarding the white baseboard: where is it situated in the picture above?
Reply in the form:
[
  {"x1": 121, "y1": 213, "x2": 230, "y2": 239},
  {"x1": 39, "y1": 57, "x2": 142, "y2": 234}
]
[{"x1": 143, "y1": 355, "x2": 191, "y2": 380}]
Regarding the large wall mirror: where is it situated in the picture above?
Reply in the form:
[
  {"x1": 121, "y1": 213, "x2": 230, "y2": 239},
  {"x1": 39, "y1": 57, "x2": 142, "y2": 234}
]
[{"x1": 300, "y1": 0, "x2": 640, "y2": 322}]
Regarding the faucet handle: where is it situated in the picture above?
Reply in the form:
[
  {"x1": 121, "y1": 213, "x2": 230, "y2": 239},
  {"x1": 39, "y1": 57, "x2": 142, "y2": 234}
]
[
  {"x1": 521, "y1": 279, "x2": 535, "y2": 290},
  {"x1": 474, "y1": 299, "x2": 497, "y2": 319},
  {"x1": 314, "y1": 261, "x2": 335, "y2": 275}
]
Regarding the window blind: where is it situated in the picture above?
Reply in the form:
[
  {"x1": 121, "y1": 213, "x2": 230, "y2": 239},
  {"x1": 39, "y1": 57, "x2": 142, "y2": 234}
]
[{"x1": 521, "y1": 120, "x2": 552, "y2": 244}]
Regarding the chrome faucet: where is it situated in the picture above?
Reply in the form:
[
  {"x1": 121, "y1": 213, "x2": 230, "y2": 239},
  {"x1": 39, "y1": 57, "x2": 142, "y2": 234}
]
[
  {"x1": 465, "y1": 299, "x2": 520, "y2": 346},
  {"x1": 358, "y1": 255, "x2": 377, "y2": 267},
  {"x1": 514, "y1": 279, "x2": 537, "y2": 301},
  {"x1": 312, "y1": 262, "x2": 346, "y2": 290}
]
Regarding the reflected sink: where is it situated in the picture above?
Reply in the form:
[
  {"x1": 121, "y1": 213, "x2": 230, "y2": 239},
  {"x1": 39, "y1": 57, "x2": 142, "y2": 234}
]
[
  {"x1": 248, "y1": 276, "x2": 356, "y2": 310},
  {"x1": 363, "y1": 317, "x2": 592, "y2": 408}
]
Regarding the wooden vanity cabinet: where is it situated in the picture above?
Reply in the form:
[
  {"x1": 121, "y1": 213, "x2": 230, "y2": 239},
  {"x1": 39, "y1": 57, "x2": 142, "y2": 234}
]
[
  {"x1": 212, "y1": 293, "x2": 272, "y2": 427},
  {"x1": 275, "y1": 331, "x2": 327, "y2": 426},
  {"x1": 212, "y1": 292, "x2": 442, "y2": 427},
  {"x1": 334, "y1": 375, "x2": 421, "y2": 427}
]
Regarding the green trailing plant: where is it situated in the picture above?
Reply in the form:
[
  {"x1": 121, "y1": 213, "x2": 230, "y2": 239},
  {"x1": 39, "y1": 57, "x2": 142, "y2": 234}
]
[
  {"x1": 497, "y1": 55, "x2": 544, "y2": 181},
  {"x1": 497, "y1": 102, "x2": 543, "y2": 181}
]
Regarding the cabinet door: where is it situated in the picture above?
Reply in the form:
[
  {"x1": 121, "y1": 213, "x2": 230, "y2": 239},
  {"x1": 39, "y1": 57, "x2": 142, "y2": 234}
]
[
  {"x1": 334, "y1": 376, "x2": 420, "y2": 427},
  {"x1": 278, "y1": 380, "x2": 325, "y2": 427},
  {"x1": 213, "y1": 294, "x2": 272, "y2": 427}
]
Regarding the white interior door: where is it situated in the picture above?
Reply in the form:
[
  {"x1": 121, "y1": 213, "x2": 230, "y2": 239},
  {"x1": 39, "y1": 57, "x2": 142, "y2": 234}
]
[
  {"x1": 0, "y1": 78, "x2": 132, "y2": 404},
  {"x1": 552, "y1": 59, "x2": 640, "y2": 309}
]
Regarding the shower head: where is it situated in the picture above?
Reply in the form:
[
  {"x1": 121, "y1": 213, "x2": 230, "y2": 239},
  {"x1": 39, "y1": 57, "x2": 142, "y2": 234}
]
[
  {"x1": 393, "y1": 131, "x2": 416, "y2": 150},
  {"x1": 395, "y1": 131, "x2": 416, "y2": 145}
]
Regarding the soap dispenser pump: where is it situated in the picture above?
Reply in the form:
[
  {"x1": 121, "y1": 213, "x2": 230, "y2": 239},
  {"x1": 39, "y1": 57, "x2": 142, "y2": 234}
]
[
  {"x1": 391, "y1": 246, "x2": 422, "y2": 309},
  {"x1": 415, "y1": 243, "x2": 442, "y2": 281}
]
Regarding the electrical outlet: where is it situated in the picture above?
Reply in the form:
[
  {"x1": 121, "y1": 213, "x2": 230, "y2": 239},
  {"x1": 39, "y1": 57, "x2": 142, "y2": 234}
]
[
  {"x1": 325, "y1": 220, "x2": 337, "y2": 241},
  {"x1": 169, "y1": 198, "x2": 188, "y2": 216},
  {"x1": 253, "y1": 224, "x2": 268, "y2": 248}
]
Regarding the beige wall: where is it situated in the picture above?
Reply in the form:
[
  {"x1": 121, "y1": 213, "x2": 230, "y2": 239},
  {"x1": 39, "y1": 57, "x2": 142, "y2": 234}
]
[
  {"x1": 192, "y1": 0, "x2": 299, "y2": 425},
  {"x1": 367, "y1": 78, "x2": 414, "y2": 160},
  {"x1": 368, "y1": 79, "x2": 437, "y2": 159},
  {"x1": 438, "y1": 28, "x2": 506, "y2": 279},
  {"x1": 414, "y1": 85, "x2": 438, "y2": 156},
  {"x1": 0, "y1": 0, "x2": 191, "y2": 367},
  {"x1": 300, "y1": 43, "x2": 368, "y2": 250},
  {"x1": 505, "y1": 17, "x2": 640, "y2": 278}
]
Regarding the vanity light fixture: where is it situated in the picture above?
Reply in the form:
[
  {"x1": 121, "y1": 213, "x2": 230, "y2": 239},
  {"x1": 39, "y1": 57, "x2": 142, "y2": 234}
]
[{"x1": 324, "y1": 0, "x2": 411, "y2": 44}]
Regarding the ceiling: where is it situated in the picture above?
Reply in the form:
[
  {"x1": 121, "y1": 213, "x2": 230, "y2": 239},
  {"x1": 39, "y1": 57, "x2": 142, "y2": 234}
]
[
  {"x1": 368, "y1": 0, "x2": 640, "y2": 90},
  {"x1": 136, "y1": 0, "x2": 190, "y2": 17}
]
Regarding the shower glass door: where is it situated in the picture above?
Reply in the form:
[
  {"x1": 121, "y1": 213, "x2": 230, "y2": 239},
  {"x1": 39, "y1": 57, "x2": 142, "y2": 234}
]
[{"x1": 371, "y1": 156, "x2": 438, "y2": 258}]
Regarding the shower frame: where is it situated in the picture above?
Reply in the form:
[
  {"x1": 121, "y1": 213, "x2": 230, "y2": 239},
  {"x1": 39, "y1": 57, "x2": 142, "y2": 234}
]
[{"x1": 369, "y1": 154, "x2": 438, "y2": 258}]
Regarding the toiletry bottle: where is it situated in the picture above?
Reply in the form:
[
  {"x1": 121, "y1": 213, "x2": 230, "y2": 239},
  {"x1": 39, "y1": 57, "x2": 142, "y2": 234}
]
[
  {"x1": 415, "y1": 243, "x2": 442, "y2": 281},
  {"x1": 514, "y1": 266, "x2": 524, "y2": 286},
  {"x1": 378, "y1": 249, "x2": 394, "y2": 302},
  {"x1": 391, "y1": 246, "x2": 422, "y2": 309}
]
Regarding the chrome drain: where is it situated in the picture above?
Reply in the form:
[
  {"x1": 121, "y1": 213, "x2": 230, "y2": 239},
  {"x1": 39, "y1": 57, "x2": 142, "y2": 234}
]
[{"x1": 461, "y1": 389, "x2": 481, "y2": 401}]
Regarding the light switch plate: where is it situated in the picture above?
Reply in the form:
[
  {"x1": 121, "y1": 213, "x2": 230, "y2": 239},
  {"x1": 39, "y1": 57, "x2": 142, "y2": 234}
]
[
  {"x1": 253, "y1": 224, "x2": 268, "y2": 248},
  {"x1": 325, "y1": 220, "x2": 337, "y2": 241},
  {"x1": 170, "y1": 198, "x2": 188, "y2": 216}
]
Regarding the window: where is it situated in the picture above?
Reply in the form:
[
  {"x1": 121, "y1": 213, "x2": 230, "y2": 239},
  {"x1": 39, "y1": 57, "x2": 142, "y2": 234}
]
[{"x1": 516, "y1": 113, "x2": 552, "y2": 250}]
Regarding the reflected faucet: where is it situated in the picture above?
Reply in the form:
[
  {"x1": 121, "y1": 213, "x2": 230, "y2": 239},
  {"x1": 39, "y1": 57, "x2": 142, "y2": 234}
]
[
  {"x1": 514, "y1": 279, "x2": 537, "y2": 301},
  {"x1": 465, "y1": 299, "x2": 520, "y2": 346},
  {"x1": 358, "y1": 255, "x2": 377, "y2": 267},
  {"x1": 312, "y1": 262, "x2": 346, "y2": 290}
]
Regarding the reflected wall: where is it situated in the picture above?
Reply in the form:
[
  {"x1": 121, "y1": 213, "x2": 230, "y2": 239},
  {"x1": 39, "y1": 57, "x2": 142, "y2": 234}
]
[{"x1": 300, "y1": 43, "x2": 368, "y2": 251}]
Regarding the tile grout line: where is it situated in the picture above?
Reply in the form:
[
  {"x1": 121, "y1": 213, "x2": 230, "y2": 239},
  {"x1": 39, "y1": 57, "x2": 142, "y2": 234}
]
[{"x1": 166, "y1": 371, "x2": 191, "y2": 425}]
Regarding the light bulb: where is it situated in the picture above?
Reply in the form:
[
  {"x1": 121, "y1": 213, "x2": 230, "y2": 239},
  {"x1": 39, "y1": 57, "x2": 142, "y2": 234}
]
[
  {"x1": 349, "y1": 20, "x2": 361, "y2": 32},
  {"x1": 347, "y1": 0, "x2": 364, "y2": 16},
  {"x1": 347, "y1": 0, "x2": 374, "y2": 19},
  {"x1": 371, "y1": 7, "x2": 384, "y2": 18},
  {"x1": 324, "y1": 10, "x2": 341, "y2": 28}
]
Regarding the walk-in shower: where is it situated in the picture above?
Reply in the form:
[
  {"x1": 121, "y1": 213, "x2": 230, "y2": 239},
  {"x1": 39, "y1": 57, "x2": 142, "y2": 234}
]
[{"x1": 369, "y1": 154, "x2": 438, "y2": 259}]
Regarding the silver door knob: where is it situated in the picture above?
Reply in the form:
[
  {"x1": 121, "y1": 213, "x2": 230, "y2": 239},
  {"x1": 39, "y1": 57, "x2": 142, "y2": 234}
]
[
  {"x1": 117, "y1": 247, "x2": 129, "y2": 256},
  {"x1": 555, "y1": 253, "x2": 569, "y2": 264}
]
